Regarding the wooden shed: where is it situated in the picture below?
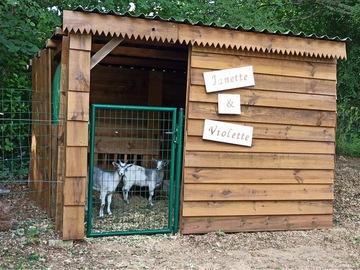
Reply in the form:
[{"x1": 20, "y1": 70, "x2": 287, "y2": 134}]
[{"x1": 31, "y1": 9, "x2": 347, "y2": 240}]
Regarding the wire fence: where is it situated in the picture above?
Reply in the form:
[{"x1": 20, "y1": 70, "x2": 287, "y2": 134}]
[{"x1": 0, "y1": 88, "x2": 54, "y2": 232}]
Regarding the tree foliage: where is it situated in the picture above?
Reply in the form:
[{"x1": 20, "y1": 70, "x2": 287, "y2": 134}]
[{"x1": 0, "y1": 0, "x2": 359, "y2": 156}]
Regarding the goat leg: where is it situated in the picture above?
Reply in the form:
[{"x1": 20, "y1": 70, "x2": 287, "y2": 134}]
[
  {"x1": 148, "y1": 189, "x2": 154, "y2": 207},
  {"x1": 122, "y1": 188, "x2": 130, "y2": 204},
  {"x1": 99, "y1": 191, "x2": 107, "y2": 217},
  {"x1": 106, "y1": 193, "x2": 113, "y2": 216}
]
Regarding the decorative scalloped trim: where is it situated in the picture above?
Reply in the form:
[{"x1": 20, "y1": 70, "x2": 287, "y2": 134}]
[{"x1": 63, "y1": 11, "x2": 347, "y2": 60}]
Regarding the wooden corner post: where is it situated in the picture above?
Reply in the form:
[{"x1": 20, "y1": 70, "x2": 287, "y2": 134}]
[{"x1": 62, "y1": 32, "x2": 91, "y2": 240}]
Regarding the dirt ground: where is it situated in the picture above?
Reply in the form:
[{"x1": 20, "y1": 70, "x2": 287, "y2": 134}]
[{"x1": 1, "y1": 156, "x2": 359, "y2": 270}]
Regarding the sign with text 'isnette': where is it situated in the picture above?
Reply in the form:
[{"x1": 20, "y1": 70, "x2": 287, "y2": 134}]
[
  {"x1": 203, "y1": 66, "x2": 255, "y2": 93},
  {"x1": 202, "y1": 119, "x2": 253, "y2": 147}
]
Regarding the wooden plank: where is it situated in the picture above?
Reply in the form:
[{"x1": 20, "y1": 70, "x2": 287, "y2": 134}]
[
  {"x1": 92, "y1": 43, "x2": 188, "y2": 61},
  {"x1": 192, "y1": 45, "x2": 337, "y2": 64},
  {"x1": 62, "y1": 206, "x2": 85, "y2": 240},
  {"x1": 191, "y1": 69, "x2": 337, "y2": 96},
  {"x1": 93, "y1": 125, "x2": 154, "y2": 137},
  {"x1": 183, "y1": 168, "x2": 334, "y2": 184},
  {"x1": 45, "y1": 48, "x2": 53, "y2": 215},
  {"x1": 51, "y1": 125, "x2": 58, "y2": 219},
  {"x1": 55, "y1": 35, "x2": 69, "y2": 232},
  {"x1": 30, "y1": 49, "x2": 52, "y2": 212},
  {"x1": 63, "y1": 11, "x2": 179, "y2": 43},
  {"x1": 100, "y1": 55, "x2": 187, "y2": 70},
  {"x1": 65, "y1": 147, "x2": 88, "y2": 177},
  {"x1": 67, "y1": 91, "x2": 90, "y2": 121},
  {"x1": 29, "y1": 57, "x2": 39, "y2": 200},
  {"x1": 191, "y1": 51, "x2": 337, "y2": 80},
  {"x1": 92, "y1": 137, "x2": 160, "y2": 155},
  {"x1": 186, "y1": 136, "x2": 334, "y2": 154},
  {"x1": 67, "y1": 121, "x2": 89, "y2": 146},
  {"x1": 68, "y1": 49, "x2": 90, "y2": 92},
  {"x1": 182, "y1": 200, "x2": 333, "y2": 217},
  {"x1": 181, "y1": 215, "x2": 333, "y2": 234},
  {"x1": 63, "y1": 177, "x2": 86, "y2": 205},
  {"x1": 69, "y1": 32, "x2": 91, "y2": 51},
  {"x1": 90, "y1": 37, "x2": 123, "y2": 69},
  {"x1": 187, "y1": 119, "x2": 335, "y2": 142},
  {"x1": 184, "y1": 152, "x2": 335, "y2": 169},
  {"x1": 178, "y1": 23, "x2": 346, "y2": 59},
  {"x1": 189, "y1": 85, "x2": 336, "y2": 111},
  {"x1": 183, "y1": 184, "x2": 333, "y2": 201},
  {"x1": 188, "y1": 102, "x2": 337, "y2": 127}
]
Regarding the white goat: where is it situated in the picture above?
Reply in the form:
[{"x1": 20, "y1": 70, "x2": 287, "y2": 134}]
[
  {"x1": 86, "y1": 161, "x2": 133, "y2": 217},
  {"x1": 122, "y1": 159, "x2": 168, "y2": 206}
]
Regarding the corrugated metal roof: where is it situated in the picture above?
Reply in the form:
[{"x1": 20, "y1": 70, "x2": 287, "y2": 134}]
[{"x1": 73, "y1": 6, "x2": 350, "y2": 42}]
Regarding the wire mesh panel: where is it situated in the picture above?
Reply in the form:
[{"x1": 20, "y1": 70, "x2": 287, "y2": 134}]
[
  {"x1": 86, "y1": 104, "x2": 182, "y2": 237},
  {"x1": 0, "y1": 88, "x2": 58, "y2": 233}
]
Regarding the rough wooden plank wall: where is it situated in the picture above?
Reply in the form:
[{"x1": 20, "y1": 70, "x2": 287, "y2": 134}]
[
  {"x1": 181, "y1": 45, "x2": 338, "y2": 234},
  {"x1": 30, "y1": 49, "x2": 52, "y2": 214}
]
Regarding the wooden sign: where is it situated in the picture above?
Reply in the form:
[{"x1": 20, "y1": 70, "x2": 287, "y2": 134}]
[
  {"x1": 202, "y1": 119, "x2": 253, "y2": 147},
  {"x1": 218, "y1": 94, "x2": 241, "y2": 114},
  {"x1": 203, "y1": 66, "x2": 255, "y2": 93}
]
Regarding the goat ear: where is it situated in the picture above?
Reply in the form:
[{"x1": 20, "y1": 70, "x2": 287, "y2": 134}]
[{"x1": 112, "y1": 161, "x2": 118, "y2": 167}]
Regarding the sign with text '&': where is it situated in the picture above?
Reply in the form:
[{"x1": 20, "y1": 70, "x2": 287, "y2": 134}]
[
  {"x1": 203, "y1": 66, "x2": 255, "y2": 93},
  {"x1": 218, "y1": 94, "x2": 241, "y2": 114},
  {"x1": 202, "y1": 119, "x2": 253, "y2": 147}
]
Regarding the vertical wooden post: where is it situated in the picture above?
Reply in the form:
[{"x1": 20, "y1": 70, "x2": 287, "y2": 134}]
[
  {"x1": 55, "y1": 36, "x2": 69, "y2": 232},
  {"x1": 62, "y1": 33, "x2": 91, "y2": 240}
]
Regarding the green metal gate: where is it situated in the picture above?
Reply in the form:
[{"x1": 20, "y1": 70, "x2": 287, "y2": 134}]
[{"x1": 86, "y1": 104, "x2": 183, "y2": 237}]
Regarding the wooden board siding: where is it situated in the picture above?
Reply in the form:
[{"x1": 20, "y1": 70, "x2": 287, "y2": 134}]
[
  {"x1": 182, "y1": 215, "x2": 333, "y2": 234},
  {"x1": 30, "y1": 49, "x2": 52, "y2": 215},
  {"x1": 181, "y1": 45, "x2": 338, "y2": 234}
]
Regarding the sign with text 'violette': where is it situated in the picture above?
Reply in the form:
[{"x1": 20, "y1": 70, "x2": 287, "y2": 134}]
[
  {"x1": 202, "y1": 119, "x2": 253, "y2": 147},
  {"x1": 203, "y1": 66, "x2": 255, "y2": 93}
]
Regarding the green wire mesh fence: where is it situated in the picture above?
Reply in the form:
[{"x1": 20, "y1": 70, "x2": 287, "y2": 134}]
[{"x1": 87, "y1": 104, "x2": 183, "y2": 237}]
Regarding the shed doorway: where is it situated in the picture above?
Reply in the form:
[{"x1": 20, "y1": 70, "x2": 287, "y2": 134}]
[{"x1": 86, "y1": 37, "x2": 188, "y2": 236}]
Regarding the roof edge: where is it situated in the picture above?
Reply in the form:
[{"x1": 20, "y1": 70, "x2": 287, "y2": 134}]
[{"x1": 63, "y1": 10, "x2": 347, "y2": 59}]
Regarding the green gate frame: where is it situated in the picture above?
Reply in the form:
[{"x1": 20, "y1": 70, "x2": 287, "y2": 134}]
[{"x1": 86, "y1": 104, "x2": 184, "y2": 237}]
